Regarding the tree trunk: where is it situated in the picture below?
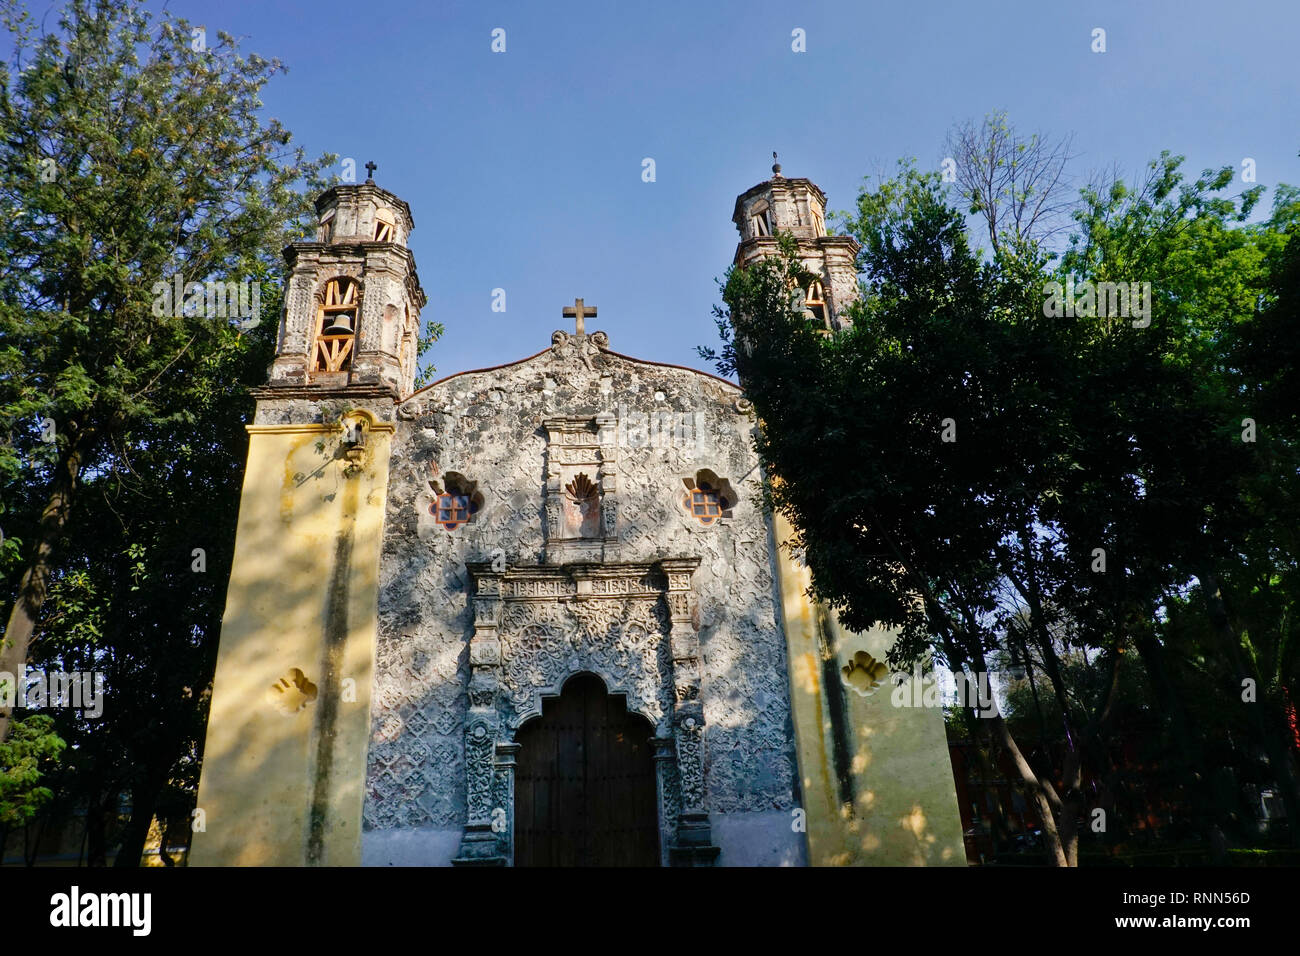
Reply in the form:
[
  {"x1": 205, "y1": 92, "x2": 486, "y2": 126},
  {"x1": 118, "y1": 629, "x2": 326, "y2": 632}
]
[
  {"x1": 971, "y1": 715, "x2": 1015, "y2": 856},
  {"x1": 115, "y1": 767, "x2": 168, "y2": 868},
  {"x1": 986, "y1": 710, "x2": 1068, "y2": 866},
  {"x1": 85, "y1": 790, "x2": 109, "y2": 867},
  {"x1": 0, "y1": 429, "x2": 91, "y2": 744},
  {"x1": 965, "y1": 639, "x2": 1071, "y2": 866},
  {"x1": 938, "y1": 608, "x2": 1071, "y2": 865}
]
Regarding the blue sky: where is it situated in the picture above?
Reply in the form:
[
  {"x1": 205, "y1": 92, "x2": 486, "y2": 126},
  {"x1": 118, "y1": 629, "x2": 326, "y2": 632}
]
[{"x1": 27, "y1": 1, "x2": 1300, "y2": 379}]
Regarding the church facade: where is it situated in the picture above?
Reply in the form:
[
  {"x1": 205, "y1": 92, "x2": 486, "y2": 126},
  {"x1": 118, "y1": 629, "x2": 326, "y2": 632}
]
[{"x1": 189, "y1": 168, "x2": 966, "y2": 866}]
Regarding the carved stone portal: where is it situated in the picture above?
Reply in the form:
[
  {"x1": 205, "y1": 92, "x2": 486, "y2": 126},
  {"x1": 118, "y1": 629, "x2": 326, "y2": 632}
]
[{"x1": 452, "y1": 559, "x2": 718, "y2": 866}]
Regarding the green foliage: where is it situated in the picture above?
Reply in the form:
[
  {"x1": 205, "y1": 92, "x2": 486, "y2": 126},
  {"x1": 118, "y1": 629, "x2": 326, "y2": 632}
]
[
  {"x1": 0, "y1": 0, "x2": 330, "y2": 491},
  {"x1": 413, "y1": 319, "x2": 447, "y2": 388},
  {"x1": 0, "y1": 0, "x2": 327, "y2": 862},
  {"x1": 0, "y1": 714, "x2": 65, "y2": 825},
  {"x1": 708, "y1": 139, "x2": 1300, "y2": 861}
]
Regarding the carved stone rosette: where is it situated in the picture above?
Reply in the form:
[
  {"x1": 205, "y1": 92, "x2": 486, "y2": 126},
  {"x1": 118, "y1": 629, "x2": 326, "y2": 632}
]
[{"x1": 452, "y1": 558, "x2": 719, "y2": 866}]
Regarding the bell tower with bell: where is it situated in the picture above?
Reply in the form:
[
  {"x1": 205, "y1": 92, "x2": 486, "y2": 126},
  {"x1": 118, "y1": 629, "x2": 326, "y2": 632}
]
[
  {"x1": 732, "y1": 154, "x2": 859, "y2": 332},
  {"x1": 268, "y1": 161, "x2": 426, "y2": 397},
  {"x1": 191, "y1": 165, "x2": 425, "y2": 866}
]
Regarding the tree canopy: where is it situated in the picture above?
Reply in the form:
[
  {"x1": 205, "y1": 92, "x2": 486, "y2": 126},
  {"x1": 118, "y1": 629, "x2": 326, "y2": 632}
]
[{"x1": 706, "y1": 136, "x2": 1300, "y2": 866}]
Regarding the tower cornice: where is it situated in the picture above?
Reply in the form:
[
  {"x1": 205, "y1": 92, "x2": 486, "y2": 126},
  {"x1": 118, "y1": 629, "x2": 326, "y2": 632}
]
[{"x1": 732, "y1": 234, "x2": 860, "y2": 266}]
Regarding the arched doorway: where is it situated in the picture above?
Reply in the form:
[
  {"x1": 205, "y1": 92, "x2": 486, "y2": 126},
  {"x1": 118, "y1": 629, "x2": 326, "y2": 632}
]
[{"x1": 514, "y1": 673, "x2": 660, "y2": 866}]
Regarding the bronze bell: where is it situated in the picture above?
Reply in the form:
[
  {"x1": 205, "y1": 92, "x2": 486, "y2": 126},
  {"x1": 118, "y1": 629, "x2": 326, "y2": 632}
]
[{"x1": 321, "y1": 311, "x2": 355, "y2": 337}]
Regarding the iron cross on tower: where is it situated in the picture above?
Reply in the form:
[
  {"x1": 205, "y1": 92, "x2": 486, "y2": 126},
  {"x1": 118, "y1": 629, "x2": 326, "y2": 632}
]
[
  {"x1": 364, "y1": 161, "x2": 377, "y2": 182},
  {"x1": 563, "y1": 297, "x2": 597, "y2": 336}
]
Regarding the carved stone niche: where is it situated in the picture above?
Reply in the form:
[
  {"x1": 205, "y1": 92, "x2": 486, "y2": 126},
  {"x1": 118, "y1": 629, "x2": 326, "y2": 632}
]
[
  {"x1": 541, "y1": 415, "x2": 619, "y2": 565},
  {"x1": 452, "y1": 558, "x2": 718, "y2": 867}
]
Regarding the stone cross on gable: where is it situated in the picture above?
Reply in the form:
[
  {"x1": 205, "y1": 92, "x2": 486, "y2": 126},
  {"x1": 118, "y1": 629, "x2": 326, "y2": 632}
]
[
  {"x1": 365, "y1": 161, "x2": 377, "y2": 182},
  {"x1": 563, "y1": 297, "x2": 597, "y2": 337}
]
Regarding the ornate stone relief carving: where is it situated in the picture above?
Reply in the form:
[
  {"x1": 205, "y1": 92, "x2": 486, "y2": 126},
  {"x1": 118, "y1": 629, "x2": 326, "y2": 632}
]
[
  {"x1": 498, "y1": 591, "x2": 668, "y2": 729},
  {"x1": 542, "y1": 416, "x2": 619, "y2": 564},
  {"x1": 367, "y1": 345, "x2": 800, "y2": 863},
  {"x1": 550, "y1": 328, "x2": 608, "y2": 370},
  {"x1": 452, "y1": 559, "x2": 716, "y2": 865}
]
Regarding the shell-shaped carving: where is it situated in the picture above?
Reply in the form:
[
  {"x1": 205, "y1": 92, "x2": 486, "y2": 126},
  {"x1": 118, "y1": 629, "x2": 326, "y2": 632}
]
[{"x1": 564, "y1": 473, "x2": 598, "y2": 501}]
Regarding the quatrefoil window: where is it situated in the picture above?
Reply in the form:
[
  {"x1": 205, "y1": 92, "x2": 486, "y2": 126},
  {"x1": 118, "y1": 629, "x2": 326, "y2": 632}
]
[
  {"x1": 428, "y1": 471, "x2": 483, "y2": 531},
  {"x1": 680, "y1": 470, "x2": 736, "y2": 527}
]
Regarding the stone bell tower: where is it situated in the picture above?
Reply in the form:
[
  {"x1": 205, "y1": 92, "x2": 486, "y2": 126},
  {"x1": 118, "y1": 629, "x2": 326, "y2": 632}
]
[
  {"x1": 268, "y1": 167, "x2": 426, "y2": 397},
  {"x1": 732, "y1": 162, "x2": 967, "y2": 866},
  {"x1": 191, "y1": 167, "x2": 423, "y2": 867},
  {"x1": 732, "y1": 155, "x2": 860, "y2": 331}
]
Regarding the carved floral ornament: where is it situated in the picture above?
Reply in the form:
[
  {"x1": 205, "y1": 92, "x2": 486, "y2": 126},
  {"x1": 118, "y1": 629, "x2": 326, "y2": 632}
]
[
  {"x1": 467, "y1": 562, "x2": 694, "y2": 725},
  {"x1": 498, "y1": 597, "x2": 669, "y2": 728}
]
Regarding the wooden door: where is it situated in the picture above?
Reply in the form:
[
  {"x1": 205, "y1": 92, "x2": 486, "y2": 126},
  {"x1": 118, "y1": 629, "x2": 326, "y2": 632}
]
[{"x1": 514, "y1": 673, "x2": 659, "y2": 866}]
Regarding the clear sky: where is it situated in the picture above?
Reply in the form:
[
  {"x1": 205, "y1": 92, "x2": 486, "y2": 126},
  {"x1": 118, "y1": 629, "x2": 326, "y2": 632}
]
[{"x1": 24, "y1": 0, "x2": 1300, "y2": 380}]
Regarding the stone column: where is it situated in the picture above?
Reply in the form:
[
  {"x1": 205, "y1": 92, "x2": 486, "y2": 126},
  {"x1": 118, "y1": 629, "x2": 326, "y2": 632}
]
[
  {"x1": 651, "y1": 735, "x2": 679, "y2": 868},
  {"x1": 352, "y1": 252, "x2": 407, "y2": 394},
  {"x1": 596, "y1": 411, "x2": 619, "y2": 548},
  {"x1": 453, "y1": 569, "x2": 506, "y2": 866},
  {"x1": 268, "y1": 260, "x2": 320, "y2": 386},
  {"x1": 493, "y1": 742, "x2": 520, "y2": 866},
  {"x1": 660, "y1": 557, "x2": 719, "y2": 865}
]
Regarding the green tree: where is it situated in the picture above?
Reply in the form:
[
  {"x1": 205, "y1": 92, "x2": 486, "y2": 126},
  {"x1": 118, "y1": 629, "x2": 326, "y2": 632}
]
[
  {"x1": 17, "y1": 280, "x2": 280, "y2": 864},
  {"x1": 1060, "y1": 154, "x2": 1300, "y2": 841},
  {"x1": 706, "y1": 170, "x2": 1108, "y2": 865},
  {"x1": 0, "y1": 714, "x2": 64, "y2": 826},
  {"x1": 0, "y1": 0, "x2": 331, "y2": 747},
  {"x1": 707, "y1": 146, "x2": 1300, "y2": 864}
]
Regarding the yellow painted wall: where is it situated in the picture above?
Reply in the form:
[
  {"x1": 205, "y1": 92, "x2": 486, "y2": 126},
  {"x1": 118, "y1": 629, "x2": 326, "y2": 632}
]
[
  {"x1": 773, "y1": 513, "x2": 967, "y2": 866},
  {"x1": 189, "y1": 415, "x2": 391, "y2": 866}
]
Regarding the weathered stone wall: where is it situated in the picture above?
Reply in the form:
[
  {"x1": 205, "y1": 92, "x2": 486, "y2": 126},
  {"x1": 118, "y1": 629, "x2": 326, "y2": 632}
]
[{"x1": 362, "y1": 332, "x2": 802, "y2": 865}]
